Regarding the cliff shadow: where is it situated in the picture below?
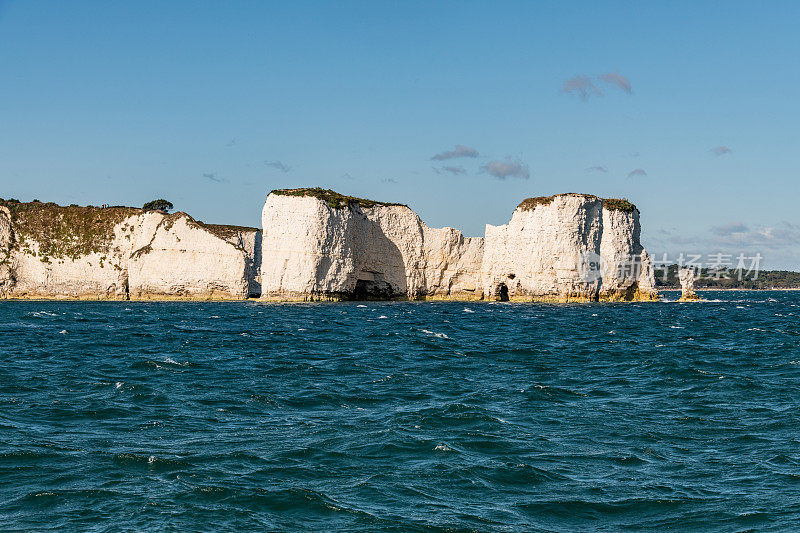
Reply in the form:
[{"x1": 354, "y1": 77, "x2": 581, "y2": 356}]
[
  {"x1": 248, "y1": 231, "x2": 263, "y2": 298},
  {"x1": 348, "y1": 214, "x2": 410, "y2": 300}
]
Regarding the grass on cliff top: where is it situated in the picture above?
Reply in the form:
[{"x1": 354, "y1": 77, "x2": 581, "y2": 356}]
[
  {"x1": 0, "y1": 198, "x2": 259, "y2": 260},
  {"x1": 270, "y1": 187, "x2": 406, "y2": 209},
  {"x1": 516, "y1": 194, "x2": 637, "y2": 213},
  {"x1": 602, "y1": 198, "x2": 636, "y2": 212},
  {"x1": 195, "y1": 222, "x2": 260, "y2": 240},
  {"x1": 0, "y1": 199, "x2": 140, "y2": 260}
]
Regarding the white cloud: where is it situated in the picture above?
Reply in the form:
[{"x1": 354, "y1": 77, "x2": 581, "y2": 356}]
[
  {"x1": 431, "y1": 145, "x2": 479, "y2": 161},
  {"x1": 481, "y1": 159, "x2": 530, "y2": 180}
]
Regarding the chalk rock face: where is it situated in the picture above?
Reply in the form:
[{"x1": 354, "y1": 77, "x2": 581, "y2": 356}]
[
  {"x1": 422, "y1": 227, "x2": 484, "y2": 298},
  {"x1": 0, "y1": 207, "x2": 13, "y2": 296},
  {"x1": 0, "y1": 207, "x2": 11, "y2": 247},
  {"x1": 1, "y1": 190, "x2": 658, "y2": 302},
  {"x1": 227, "y1": 227, "x2": 262, "y2": 298},
  {"x1": 127, "y1": 214, "x2": 258, "y2": 299},
  {"x1": 260, "y1": 190, "x2": 483, "y2": 300},
  {"x1": 481, "y1": 194, "x2": 658, "y2": 301},
  {"x1": 0, "y1": 202, "x2": 260, "y2": 300},
  {"x1": 481, "y1": 194, "x2": 604, "y2": 301},
  {"x1": 678, "y1": 267, "x2": 700, "y2": 301},
  {"x1": 599, "y1": 204, "x2": 658, "y2": 300}
]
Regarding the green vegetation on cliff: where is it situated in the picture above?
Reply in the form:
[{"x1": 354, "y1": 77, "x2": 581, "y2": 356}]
[
  {"x1": 142, "y1": 199, "x2": 174, "y2": 212},
  {"x1": 516, "y1": 196, "x2": 556, "y2": 211},
  {"x1": 516, "y1": 193, "x2": 637, "y2": 213},
  {"x1": 196, "y1": 222, "x2": 260, "y2": 240},
  {"x1": 270, "y1": 188, "x2": 406, "y2": 209},
  {"x1": 603, "y1": 198, "x2": 636, "y2": 212},
  {"x1": 0, "y1": 199, "x2": 139, "y2": 260},
  {"x1": 0, "y1": 199, "x2": 260, "y2": 261}
]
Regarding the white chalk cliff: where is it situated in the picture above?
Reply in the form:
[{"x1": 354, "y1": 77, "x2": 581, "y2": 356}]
[
  {"x1": 1, "y1": 189, "x2": 658, "y2": 302},
  {"x1": 481, "y1": 194, "x2": 657, "y2": 301},
  {"x1": 260, "y1": 191, "x2": 482, "y2": 300},
  {"x1": 0, "y1": 206, "x2": 13, "y2": 296},
  {"x1": 260, "y1": 189, "x2": 657, "y2": 302},
  {"x1": 0, "y1": 201, "x2": 260, "y2": 300}
]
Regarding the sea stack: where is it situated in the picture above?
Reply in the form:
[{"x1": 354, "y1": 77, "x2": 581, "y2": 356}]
[{"x1": 678, "y1": 267, "x2": 701, "y2": 301}]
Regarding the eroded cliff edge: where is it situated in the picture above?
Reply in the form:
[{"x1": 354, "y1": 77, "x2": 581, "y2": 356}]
[
  {"x1": 0, "y1": 200, "x2": 261, "y2": 300},
  {"x1": 259, "y1": 188, "x2": 658, "y2": 302}
]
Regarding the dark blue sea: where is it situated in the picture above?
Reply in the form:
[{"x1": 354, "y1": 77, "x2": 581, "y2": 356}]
[{"x1": 2, "y1": 291, "x2": 800, "y2": 531}]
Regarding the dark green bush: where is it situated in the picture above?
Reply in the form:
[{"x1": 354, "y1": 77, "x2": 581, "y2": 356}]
[{"x1": 142, "y1": 199, "x2": 174, "y2": 212}]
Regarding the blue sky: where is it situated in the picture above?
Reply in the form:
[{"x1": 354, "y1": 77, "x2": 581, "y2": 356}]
[{"x1": 1, "y1": 1, "x2": 799, "y2": 268}]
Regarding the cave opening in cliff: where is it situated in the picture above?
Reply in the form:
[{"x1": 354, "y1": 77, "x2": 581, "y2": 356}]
[
  {"x1": 496, "y1": 283, "x2": 509, "y2": 301},
  {"x1": 353, "y1": 279, "x2": 394, "y2": 300}
]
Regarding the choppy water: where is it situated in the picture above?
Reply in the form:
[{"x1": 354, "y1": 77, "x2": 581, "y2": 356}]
[{"x1": 2, "y1": 292, "x2": 800, "y2": 530}]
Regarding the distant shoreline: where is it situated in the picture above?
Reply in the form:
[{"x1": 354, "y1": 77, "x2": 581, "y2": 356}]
[{"x1": 659, "y1": 287, "x2": 800, "y2": 292}]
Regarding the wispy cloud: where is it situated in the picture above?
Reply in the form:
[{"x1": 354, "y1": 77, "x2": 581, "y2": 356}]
[
  {"x1": 564, "y1": 72, "x2": 633, "y2": 99},
  {"x1": 563, "y1": 76, "x2": 600, "y2": 100},
  {"x1": 265, "y1": 160, "x2": 291, "y2": 172},
  {"x1": 203, "y1": 172, "x2": 225, "y2": 183},
  {"x1": 434, "y1": 166, "x2": 467, "y2": 176},
  {"x1": 711, "y1": 222, "x2": 749, "y2": 236},
  {"x1": 710, "y1": 146, "x2": 732, "y2": 156},
  {"x1": 651, "y1": 221, "x2": 800, "y2": 267},
  {"x1": 431, "y1": 145, "x2": 479, "y2": 161},
  {"x1": 709, "y1": 222, "x2": 800, "y2": 248},
  {"x1": 598, "y1": 72, "x2": 632, "y2": 94},
  {"x1": 627, "y1": 168, "x2": 647, "y2": 179},
  {"x1": 585, "y1": 165, "x2": 608, "y2": 173},
  {"x1": 646, "y1": 221, "x2": 800, "y2": 270},
  {"x1": 481, "y1": 159, "x2": 530, "y2": 180}
]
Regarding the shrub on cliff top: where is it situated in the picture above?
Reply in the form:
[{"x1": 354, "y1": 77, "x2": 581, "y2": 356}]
[
  {"x1": 270, "y1": 187, "x2": 405, "y2": 209},
  {"x1": 143, "y1": 199, "x2": 174, "y2": 212},
  {"x1": 603, "y1": 198, "x2": 636, "y2": 212}
]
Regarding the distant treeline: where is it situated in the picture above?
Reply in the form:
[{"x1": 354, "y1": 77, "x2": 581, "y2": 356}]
[{"x1": 654, "y1": 264, "x2": 800, "y2": 289}]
